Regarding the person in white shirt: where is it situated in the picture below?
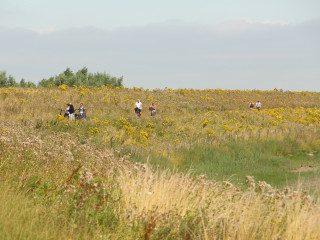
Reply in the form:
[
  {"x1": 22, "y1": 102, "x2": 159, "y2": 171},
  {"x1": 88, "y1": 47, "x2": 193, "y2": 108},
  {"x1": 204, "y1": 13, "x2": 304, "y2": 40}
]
[
  {"x1": 256, "y1": 101, "x2": 261, "y2": 111},
  {"x1": 135, "y1": 99, "x2": 142, "y2": 116}
]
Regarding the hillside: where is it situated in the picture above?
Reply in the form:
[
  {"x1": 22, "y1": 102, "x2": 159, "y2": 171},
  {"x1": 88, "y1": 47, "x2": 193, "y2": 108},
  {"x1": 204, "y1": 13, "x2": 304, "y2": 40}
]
[{"x1": 0, "y1": 87, "x2": 320, "y2": 239}]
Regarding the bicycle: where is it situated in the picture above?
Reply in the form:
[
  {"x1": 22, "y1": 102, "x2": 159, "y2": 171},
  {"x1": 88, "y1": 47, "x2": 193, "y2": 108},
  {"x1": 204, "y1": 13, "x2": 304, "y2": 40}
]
[
  {"x1": 58, "y1": 108, "x2": 81, "y2": 120},
  {"x1": 134, "y1": 107, "x2": 141, "y2": 117}
]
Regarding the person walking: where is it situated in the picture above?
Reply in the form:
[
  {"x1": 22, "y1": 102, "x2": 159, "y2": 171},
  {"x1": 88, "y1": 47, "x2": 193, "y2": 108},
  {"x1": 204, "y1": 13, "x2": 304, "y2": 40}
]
[
  {"x1": 256, "y1": 101, "x2": 261, "y2": 111},
  {"x1": 149, "y1": 102, "x2": 156, "y2": 116},
  {"x1": 66, "y1": 103, "x2": 75, "y2": 120},
  {"x1": 79, "y1": 103, "x2": 87, "y2": 120},
  {"x1": 135, "y1": 99, "x2": 142, "y2": 117}
]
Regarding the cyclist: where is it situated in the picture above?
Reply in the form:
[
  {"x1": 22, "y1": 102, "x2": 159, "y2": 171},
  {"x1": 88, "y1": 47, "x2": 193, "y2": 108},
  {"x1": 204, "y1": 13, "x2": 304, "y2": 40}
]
[
  {"x1": 134, "y1": 99, "x2": 142, "y2": 117},
  {"x1": 149, "y1": 102, "x2": 156, "y2": 116},
  {"x1": 78, "y1": 103, "x2": 87, "y2": 120},
  {"x1": 256, "y1": 101, "x2": 261, "y2": 111},
  {"x1": 65, "y1": 103, "x2": 75, "y2": 120},
  {"x1": 249, "y1": 102, "x2": 254, "y2": 109}
]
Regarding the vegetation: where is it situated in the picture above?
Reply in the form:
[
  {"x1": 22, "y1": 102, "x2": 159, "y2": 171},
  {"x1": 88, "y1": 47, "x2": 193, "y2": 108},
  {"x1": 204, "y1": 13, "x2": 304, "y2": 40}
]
[
  {"x1": 1, "y1": 86, "x2": 320, "y2": 239},
  {"x1": 0, "y1": 67, "x2": 123, "y2": 88},
  {"x1": 38, "y1": 67, "x2": 123, "y2": 88},
  {"x1": 0, "y1": 71, "x2": 36, "y2": 88}
]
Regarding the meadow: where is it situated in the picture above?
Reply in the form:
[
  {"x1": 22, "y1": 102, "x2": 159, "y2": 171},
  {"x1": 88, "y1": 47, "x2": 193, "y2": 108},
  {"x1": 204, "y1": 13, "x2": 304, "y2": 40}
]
[{"x1": 1, "y1": 86, "x2": 320, "y2": 239}]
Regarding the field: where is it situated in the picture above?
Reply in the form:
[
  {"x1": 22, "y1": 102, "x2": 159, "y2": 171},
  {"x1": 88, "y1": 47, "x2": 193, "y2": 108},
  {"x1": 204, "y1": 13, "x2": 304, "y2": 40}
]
[{"x1": 1, "y1": 86, "x2": 320, "y2": 239}]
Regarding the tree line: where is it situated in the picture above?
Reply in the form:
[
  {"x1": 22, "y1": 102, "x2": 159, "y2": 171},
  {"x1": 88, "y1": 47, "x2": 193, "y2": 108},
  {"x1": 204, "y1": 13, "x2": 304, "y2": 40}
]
[
  {"x1": 0, "y1": 67, "x2": 123, "y2": 88},
  {"x1": 0, "y1": 71, "x2": 36, "y2": 88}
]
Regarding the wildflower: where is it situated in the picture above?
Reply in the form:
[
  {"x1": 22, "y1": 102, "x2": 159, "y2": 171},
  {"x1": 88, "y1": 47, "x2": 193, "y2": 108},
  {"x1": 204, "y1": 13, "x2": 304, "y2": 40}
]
[
  {"x1": 88, "y1": 127, "x2": 99, "y2": 135},
  {"x1": 58, "y1": 84, "x2": 69, "y2": 90},
  {"x1": 202, "y1": 119, "x2": 209, "y2": 128}
]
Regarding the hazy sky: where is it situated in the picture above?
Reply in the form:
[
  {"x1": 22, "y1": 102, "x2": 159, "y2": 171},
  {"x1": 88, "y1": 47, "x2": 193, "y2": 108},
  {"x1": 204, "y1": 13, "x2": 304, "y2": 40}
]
[{"x1": 1, "y1": 0, "x2": 320, "y2": 90}]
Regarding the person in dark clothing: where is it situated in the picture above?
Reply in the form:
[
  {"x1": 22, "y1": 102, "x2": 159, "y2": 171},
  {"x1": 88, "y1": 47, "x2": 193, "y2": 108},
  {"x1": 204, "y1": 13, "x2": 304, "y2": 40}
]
[
  {"x1": 65, "y1": 103, "x2": 75, "y2": 120},
  {"x1": 249, "y1": 102, "x2": 254, "y2": 109}
]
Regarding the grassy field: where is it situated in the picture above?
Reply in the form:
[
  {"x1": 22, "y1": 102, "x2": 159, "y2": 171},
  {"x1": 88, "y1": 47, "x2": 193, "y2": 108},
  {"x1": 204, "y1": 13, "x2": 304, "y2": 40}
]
[
  {"x1": 1, "y1": 86, "x2": 320, "y2": 239},
  {"x1": 134, "y1": 139, "x2": 320, "y2": 192}
]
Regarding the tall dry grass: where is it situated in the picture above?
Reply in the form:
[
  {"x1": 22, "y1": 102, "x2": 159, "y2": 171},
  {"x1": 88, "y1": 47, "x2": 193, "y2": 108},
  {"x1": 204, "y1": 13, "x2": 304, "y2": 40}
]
[
  {"x1": 0, "y1": 120, "x2": 319, "y2": 239},
  {"x1": 1, "y1": 87, "x2": 320, "y2": 239},
  {"x1": 0, "y1": 183, "x2": 72, "y2": 240},
  {"x1": 1, "y1": 86, "x2": 320, "y2": 153},
  {"x1": 117, "y1": 164, "x2": 320, "y2": 239}
]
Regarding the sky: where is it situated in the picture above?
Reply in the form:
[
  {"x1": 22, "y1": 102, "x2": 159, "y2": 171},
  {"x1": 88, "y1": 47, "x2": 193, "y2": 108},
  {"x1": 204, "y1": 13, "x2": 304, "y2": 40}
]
[{"x1": 1, "y1": 0, "x2": 320, "y2": 90}]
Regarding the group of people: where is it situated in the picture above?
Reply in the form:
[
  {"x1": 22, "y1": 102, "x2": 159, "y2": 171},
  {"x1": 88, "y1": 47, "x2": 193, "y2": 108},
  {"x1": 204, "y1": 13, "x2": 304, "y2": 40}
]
[
  {"x1": 136, "y1": 98, "x2": 261, "y2": 117},
  {"x1": 65, "y1": 102, "x2": 87, "y2": 120},
  {"x1": 64, "y1": 99, "x2": 262, "y2": 120},
  {"x1": 134, "y1": 99, "x2": 156, "y2": 117},
  {"x1": 64, "y1": 99, "x2": 155, "y2": 121},
  {"x1": 249, "y1": 101, "x2": 261, "y2": 111}
]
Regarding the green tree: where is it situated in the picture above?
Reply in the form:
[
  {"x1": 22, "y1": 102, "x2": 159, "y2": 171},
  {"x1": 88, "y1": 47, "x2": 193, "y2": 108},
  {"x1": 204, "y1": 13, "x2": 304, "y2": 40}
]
[
  {"x1": 7, "y1": 75, "x2": 17, "y2": 87},
  {"x1": 26, "y1": 81, "x2": 36, "y2": 88},
  {"x1": 0, "y1": 71, "x2": 8, "y2": 87},
  {"x1": 63, "y1": 68, "x2": 73, "y2": 78},
  {"x1": 20, "y1": 78, "x2": 27, "y2": 88},
  {"x1": 37, "y1": 67, "x2": 123, "y2": 88},
  {"x1": 79, "y1": 66, "x2": 88, "y2": 76},
  {"x1": 38, "y1": 77, "x2": 55, "y2": 88}
]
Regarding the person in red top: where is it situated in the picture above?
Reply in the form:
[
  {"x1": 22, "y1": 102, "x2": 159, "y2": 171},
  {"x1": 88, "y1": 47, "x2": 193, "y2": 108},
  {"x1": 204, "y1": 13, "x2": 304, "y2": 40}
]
[
  {"x1": 249, "y1": 102, "x2": 254, "y2": 109},
  {"x1": 149, "y1": 102, "x2": 156, "y2": 116}
]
